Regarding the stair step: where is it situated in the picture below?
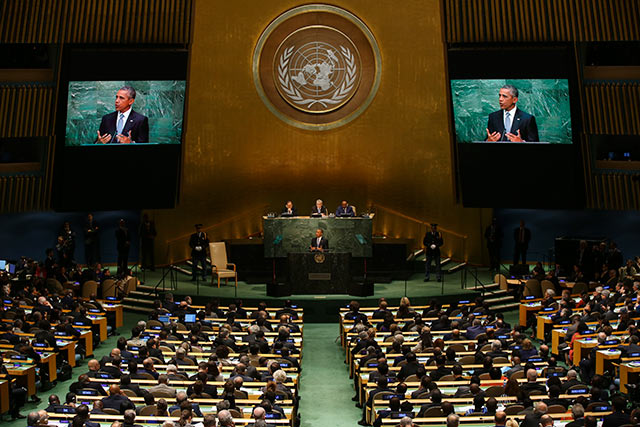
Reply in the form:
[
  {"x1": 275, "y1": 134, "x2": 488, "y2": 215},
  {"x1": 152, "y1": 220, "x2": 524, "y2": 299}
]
[
  {"x1": 445, "y1": 262, "x2": 467, "y2": 274},
  {"x1": 122, "y1": 305, "x2": 154, "y2": 313},
  {"x1": 491, "y1": 302, "x2": 520, "y2": 311},
  {"x1": 122, "y1": 297, "x2": 155, "y2": 305},
  {"x1": 482, "y1": 289, "x2": 508, "y2": 297},
  {"x1": 172, "y1": 265, "x2": 192, "y2": 275},
  {"x1": 485, "y1": 295, "x2": 516, "y2": 304},
  {"x1": 128, "y1": 290, "x2": 156, "y2": 297},
  {"x1": 466, "y1": 282, "x2": 499, "y2": 291}
]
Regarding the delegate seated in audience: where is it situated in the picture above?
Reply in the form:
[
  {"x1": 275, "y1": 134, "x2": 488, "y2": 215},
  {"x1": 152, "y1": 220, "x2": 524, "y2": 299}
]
[
  {"x1": 602, "y1": 396, "x2": 630, "y2": 427},
  {"x1": 69, "y1": 374, "x2": 107, "y2": 396},
  {"x1": 122, "y1": 409, "x2": 143, "y2": 427},
  {"x1": 101, "y1": 385, "x2": 135, "y2": 414},
  {"x1": 91, "y1": 401, "x2": 105, "y2": 415},
  {"x1": 148, "y1": 374, "x2": 177, "y2": 397},
  {"x1": 520, "y1": 402, "x2": 548, "y2": 427},
  {"x1": 120, "y1": 374, "x2": 144, "y2": 397},
  {"x1": 168, "y1": 391, "x2": 203, "y2": 417},
  {"x1": 358, "y1": 377, "x2": 392, "y2": 425},
  {"x1": 521, "y1": 368, "x2": 547, "y2": 396},
  {"x1": 544, "y1": 385, "x2": 570, "y2": 409},
  {"x1": 372, "y1": 396, "x2": 403, "y2": 427},
  {"x1": 565, "y1": 403, "x2": 585, "y2": 427}
]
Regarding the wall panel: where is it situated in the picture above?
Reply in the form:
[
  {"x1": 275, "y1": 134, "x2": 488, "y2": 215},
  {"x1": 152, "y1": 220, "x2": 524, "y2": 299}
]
[
  {"x1": 444, "y1": 0, "x2": 640, "y2": 43},
  {"x1": 0, "y1": 0, "x2": 192, "y2": 44}
]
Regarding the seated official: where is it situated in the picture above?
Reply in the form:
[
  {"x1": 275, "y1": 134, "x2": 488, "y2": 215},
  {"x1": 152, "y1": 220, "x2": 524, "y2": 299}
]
[
  {"x1": 281, "y1": 200, "x2": 297, "y2": 216},
  {"x1": 310, "y1": 228, "x2": 328, "y2": 252},
  {"x1": 335, "y1": 200, "x2": 355, "y2": 217},
  {"x1": 310, "y1": 199, "x2": 328, "y2": 216},
  {"x1": 101, "y1": 385, "x2": 135, "y2": 414}
]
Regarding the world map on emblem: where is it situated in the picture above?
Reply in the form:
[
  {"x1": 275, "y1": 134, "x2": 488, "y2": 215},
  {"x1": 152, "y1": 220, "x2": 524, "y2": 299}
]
[{"x1": 274, "y1": 28, "x2": 362, "y2": 113}]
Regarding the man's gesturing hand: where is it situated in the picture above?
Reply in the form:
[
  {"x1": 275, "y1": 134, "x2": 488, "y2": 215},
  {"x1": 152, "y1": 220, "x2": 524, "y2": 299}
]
[
  {"x1": 97, "y1": 131, "x2": 111, "y2": 144},
  {"x1": 486, "y1": 128, "x2": 501, "y2": 142}
]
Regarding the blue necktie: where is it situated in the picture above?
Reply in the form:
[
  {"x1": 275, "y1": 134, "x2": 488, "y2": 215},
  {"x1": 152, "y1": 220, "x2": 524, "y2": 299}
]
[
  {"x1": 117, "y1": 113, "x2": 125, "y2": 135},
  {"x1": 504, "y1": 111, "x2": 511, "y2": 134}
]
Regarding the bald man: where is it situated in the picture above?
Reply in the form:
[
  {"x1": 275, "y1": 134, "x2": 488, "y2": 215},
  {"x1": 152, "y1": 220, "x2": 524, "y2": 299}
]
[
  {"x1": 101, "y1": 385, "x2": 135, "y2": 414},
  {"x1": 86, "y1": 359, "x2": 101, "y2": 378}
]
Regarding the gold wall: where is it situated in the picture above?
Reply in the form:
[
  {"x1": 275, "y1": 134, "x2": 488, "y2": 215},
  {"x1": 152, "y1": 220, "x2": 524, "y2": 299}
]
[{"x1": 150, "y1": 0, "x2": 492, "y2": 264}]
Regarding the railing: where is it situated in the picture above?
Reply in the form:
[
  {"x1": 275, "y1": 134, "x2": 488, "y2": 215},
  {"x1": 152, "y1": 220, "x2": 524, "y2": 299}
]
[{"x1": 371, "y1": 204, "x2": 468, "y2": 262}]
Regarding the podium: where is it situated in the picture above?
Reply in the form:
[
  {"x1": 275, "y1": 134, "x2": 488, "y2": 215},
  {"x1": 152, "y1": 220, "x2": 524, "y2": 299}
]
[{"x1": 287, "y1": 252, "x2": 351, "y2": 294}]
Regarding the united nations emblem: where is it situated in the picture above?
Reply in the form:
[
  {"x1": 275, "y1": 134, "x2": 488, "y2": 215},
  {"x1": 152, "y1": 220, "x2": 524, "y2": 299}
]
[
  {"x1": 314, "y1": 252, "x2": 326, "y2": 263},
  {"x1": 253, "y1": 4, "x2": 381, "y2": 130},
  {"x1": 275, "y1": 27, "x2": 361, "y2": 113}
]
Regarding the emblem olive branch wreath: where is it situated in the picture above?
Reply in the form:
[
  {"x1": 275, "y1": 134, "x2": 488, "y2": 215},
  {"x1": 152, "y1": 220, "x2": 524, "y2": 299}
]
[{"x1": 278, "y1": 45, "x2": 357, "y2": 109}]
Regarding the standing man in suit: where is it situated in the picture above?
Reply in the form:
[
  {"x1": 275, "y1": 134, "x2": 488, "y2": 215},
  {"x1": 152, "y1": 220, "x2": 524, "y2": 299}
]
[
  {"x1": 189, "y1": 224, "x2": 209, "y2": 282},
  {"x1": 335, "y1": 200, "x2": 355, "y2": 217},
  {"x1": 310, "y1": 199, "x2": 328, "y2": 217},
  {"x1": 115, "y1": 219, "x2": 131, "y2": 275},
  {"x1": 96, "y1": 86, "x2": 149, "y2": 144},
  {"x1": 84, "y1": 213, "x2": 100, "y2": 267},
  {"x1": 513, "y1": 220, "x2": 531, "y2": 265},
  {"x1": 484, "y1": 218, "x2": 503, "y2": 273},
  {"x1": 486, "y1": 85, "x2": 539, "y2": 143},
  {"x1": 139, "y1": 213, "x2": 157, "y2": 271},
  {"x1": 423, "y1": 223, "x2": 444, "y2": 282},
  {"x1": 281, "y1": 201, "x2": 297, "y2": 216},
  {"x1": 310, "y1": 229, "x2": 328, "y2": 252}
]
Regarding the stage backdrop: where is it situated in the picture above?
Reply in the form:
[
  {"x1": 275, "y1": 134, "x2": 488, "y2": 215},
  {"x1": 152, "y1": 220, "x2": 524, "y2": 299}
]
[{"x1": 148, "y1": 0, "x2": 492, "y2": 265}]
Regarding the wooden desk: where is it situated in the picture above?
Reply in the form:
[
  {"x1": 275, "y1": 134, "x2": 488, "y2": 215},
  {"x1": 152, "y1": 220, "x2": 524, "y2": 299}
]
[
  {"x1": 6, "y1": 363, "x2": 36, "y2": 396},
  {"x1": 0, "y1": 379, "x2": 9, "y2": 415},
  {"x1": 101, "y1": 302, "x2": 124, "y2": 328},
  {"x1": 39, "y1": 352, "x2": 58, "y2": 381},
  {"x1": 88, "y1": 315, "x2": 108, "y2": 342},
  {"x1": 520, "y1": 301, "x2": 542, "y2": 326},
  {"x1": 595, "y1": 349, "x2": 621, "y2": 375},
  {"x1": 620, "y1": 361, "x2": 640, "y2": 394},
  {"x1": 573, "y1": 337, "x2": 599, "y2": 362}
]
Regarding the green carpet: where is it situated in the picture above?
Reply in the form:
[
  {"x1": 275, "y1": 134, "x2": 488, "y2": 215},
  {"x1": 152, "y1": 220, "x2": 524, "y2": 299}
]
[
  {"x1": 299, "y1": 323, "x2": 361, "y2": 427},
  {"x1": 138, "y1": 269, "x2": 491, "y2": 301}
]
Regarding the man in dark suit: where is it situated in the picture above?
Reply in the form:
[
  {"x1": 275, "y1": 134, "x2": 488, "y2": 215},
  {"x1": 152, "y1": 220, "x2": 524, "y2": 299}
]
[
  {"x1": 310, "y1": 228, "x2": 328, "y2": 252},
  {"x1": 486, "y1": 85, "x2": 539, "y2": 142},
  {"x1": 484, "y1": 218, "x2": 503, "y2": 272},
  {"x1": 281, "y1": 200, "x2": 297, "y2": 216},
  {"x1": 96, "y1": 86, "x2": 149, "y2": 144},
  {"x1": 602, "y1": 396, "x2": 630, "y2": 427},
  {"x1": 101, "y1": 385, "x2": 135, "y2": 414},
  {"x1": 519, "y1": 402, "x2": 547, "y2": 427},
  {"x1": 335, "y1": 200, "x2": 355, "y2": 217},
  {"x1": 189, "y1": 224, "x2": 209, "y2": 281},
  {"x1": 513, "y1": 220, "x2": 531, "y2": 265},
  {"x1": 115, "y1": 219, "x2": 130, "y2": 275},
  {"x1": 423, "y1": 223, "x2": 444, "y2": 282},
  {"x1": 310, "y1": 199, "x2": 328, "y2": 216},
  {"x1": 84, "y1": 213, "x2": 100, "y2": 267},
  {"x1": 138, "y1": 213, "x2": 156, "y2": 271}
]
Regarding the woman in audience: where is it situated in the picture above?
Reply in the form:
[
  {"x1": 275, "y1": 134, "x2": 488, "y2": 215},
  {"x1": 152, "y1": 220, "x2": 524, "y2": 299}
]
[
  {"x1": 220, "y1": 380, "x2": 238, "y2": 411},
  {"x1": 174, "y1": 409, "x2": 193, "y2": 427},
  {"x1": 519, "y1": 339, "x2": 538, "y2": 361},
  {"x1": 396, "y1": 297, "x2": 415, "y2": 319},
  {"x1": 504, "y1": 378, "x2": 523, "y2": 402}
]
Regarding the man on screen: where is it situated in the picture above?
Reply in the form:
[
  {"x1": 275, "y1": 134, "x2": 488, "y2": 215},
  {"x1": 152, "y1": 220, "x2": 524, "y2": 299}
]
[
  {"x1": 96, "y1": 86, "x2": 149, "y2": 144},
  {"x1": 310, "y1": 229, "x2": 328, "y2": 252},
  {"x1": 486, "y1": 84, "x2": 539, "y2": 143}
]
